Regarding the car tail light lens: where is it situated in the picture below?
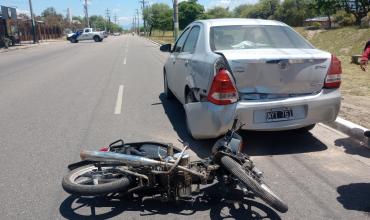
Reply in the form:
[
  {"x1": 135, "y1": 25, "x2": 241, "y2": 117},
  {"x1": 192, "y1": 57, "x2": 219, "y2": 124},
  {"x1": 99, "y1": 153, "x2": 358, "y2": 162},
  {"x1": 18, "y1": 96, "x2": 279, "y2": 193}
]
[
  {"x1": 324, "y1": 55, "x2": 342, "y2": 89},
  {"x1": 207, "y1": 68, "x2": 238, "y2": 105}
]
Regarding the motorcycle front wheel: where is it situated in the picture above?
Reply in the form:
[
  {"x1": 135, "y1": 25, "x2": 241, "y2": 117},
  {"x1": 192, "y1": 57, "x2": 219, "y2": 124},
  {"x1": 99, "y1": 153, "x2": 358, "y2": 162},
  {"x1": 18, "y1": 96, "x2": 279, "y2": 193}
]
[
  {"x1": 62, "y1": 165, "x2": 131, "y2": 196},
  {"x1": 220, "y1": 156, "x2": 288, "y2": 213}
]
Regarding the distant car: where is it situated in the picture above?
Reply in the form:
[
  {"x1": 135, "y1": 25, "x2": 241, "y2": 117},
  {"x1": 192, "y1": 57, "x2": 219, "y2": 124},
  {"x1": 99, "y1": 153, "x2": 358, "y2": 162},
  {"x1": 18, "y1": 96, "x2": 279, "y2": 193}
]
[
  {"x1": 160, "y1": 18, "x2": 341, "y2": 139},
  {"x1": 113, "y1": 32, "x2": 121, "y2": 36},
  {"x1": 69, "y1": 28, "x2": 105, "y2": 43}
]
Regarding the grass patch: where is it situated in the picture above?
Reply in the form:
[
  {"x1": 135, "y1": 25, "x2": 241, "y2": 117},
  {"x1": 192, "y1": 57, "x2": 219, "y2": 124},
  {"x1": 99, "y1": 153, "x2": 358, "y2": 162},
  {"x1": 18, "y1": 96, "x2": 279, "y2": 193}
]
[
  {"x1": 147, "y1": 30, "x2": 174, "y2": 44},
  {"x1": 296, "y1": 27, "x2": 370, "y2": 96}
]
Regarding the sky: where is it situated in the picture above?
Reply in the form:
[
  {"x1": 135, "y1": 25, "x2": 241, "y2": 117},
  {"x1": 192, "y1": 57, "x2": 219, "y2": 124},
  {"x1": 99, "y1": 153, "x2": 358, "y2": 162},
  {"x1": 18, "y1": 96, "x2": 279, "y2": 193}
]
[{"x1": 0, "y1": 0, "x2": 258, "y2": 28}]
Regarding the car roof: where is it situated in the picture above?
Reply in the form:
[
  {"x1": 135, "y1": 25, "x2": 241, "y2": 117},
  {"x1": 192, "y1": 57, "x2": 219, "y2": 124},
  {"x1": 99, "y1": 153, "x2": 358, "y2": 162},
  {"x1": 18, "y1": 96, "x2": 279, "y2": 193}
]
[{"x1": 194, "y1": 18, "x2": 286, "y2": 27}]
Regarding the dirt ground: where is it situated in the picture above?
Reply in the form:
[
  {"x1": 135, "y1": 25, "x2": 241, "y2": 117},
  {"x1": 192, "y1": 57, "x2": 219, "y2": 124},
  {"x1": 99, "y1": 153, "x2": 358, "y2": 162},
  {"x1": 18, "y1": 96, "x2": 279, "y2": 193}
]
[{"x1": 339, "y1": 95, "x2": 370, "y2": 128}]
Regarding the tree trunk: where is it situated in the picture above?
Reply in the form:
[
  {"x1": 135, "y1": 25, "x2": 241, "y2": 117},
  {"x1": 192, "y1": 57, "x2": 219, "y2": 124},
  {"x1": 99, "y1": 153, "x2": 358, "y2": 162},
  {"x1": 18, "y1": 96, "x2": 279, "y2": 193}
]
[
  {"x1": 327, "y1": 14, "x2": 332, "y2": 29},
  {"x1": 149, "y1": 26, "x2": 153, "y2": 36}
]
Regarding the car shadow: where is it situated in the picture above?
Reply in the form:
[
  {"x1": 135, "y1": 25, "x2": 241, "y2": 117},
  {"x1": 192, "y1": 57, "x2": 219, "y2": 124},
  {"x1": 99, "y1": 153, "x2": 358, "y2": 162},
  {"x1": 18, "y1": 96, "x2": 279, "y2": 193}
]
[
  {"x1": 334, "y1": 137, "x2": 370, "y2": 158},
  {"x1": 337, "y1": 182, "x2": 370, "y2": 212},
  {"x1": 159, "y1": 93, "x2": 327, "y2": 157},
  {"x1": 158, "y1": 94, "x2": 215, "y2": 158},
  {"x1": 59, "y1": 183, "x2": 282, "y2": 220},
  {"x1": 240, "y1": 130, "x2": 328, "y2": 156}
]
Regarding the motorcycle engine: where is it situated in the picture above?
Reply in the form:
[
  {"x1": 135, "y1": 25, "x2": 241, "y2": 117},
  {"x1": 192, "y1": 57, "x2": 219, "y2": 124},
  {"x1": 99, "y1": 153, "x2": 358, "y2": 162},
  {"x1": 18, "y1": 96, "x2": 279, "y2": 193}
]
[{"x1": 173, "y1": 152, "x2": 192, "y2": 198}]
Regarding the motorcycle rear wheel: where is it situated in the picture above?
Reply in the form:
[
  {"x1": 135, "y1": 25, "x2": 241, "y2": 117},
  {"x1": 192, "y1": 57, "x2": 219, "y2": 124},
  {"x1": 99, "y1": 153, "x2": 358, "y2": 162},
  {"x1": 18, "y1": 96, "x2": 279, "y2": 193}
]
[
  {"x1": 220, "y1": 156, "x2": 288, "y2": 213},
  {"x1": 62, "y1": 165, "x2": 131, "y2": 196}
]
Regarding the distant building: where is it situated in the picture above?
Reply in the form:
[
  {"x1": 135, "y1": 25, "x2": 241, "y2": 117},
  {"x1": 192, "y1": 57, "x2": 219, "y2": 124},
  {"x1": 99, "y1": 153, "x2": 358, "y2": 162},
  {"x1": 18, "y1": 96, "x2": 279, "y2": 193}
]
[
  {"x1": 0, "y1": 5, "x2": 19, "y2": 44},
  {"x1": 304, "y1": 16, "x2": 340, "y2": 28}
]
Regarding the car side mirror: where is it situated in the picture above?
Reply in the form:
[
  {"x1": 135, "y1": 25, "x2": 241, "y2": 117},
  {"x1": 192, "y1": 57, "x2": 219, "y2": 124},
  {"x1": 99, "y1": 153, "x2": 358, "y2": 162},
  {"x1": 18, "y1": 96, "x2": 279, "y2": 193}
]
[{"x1": 160, "y1": 44, "x2": 172, "y2": 52}]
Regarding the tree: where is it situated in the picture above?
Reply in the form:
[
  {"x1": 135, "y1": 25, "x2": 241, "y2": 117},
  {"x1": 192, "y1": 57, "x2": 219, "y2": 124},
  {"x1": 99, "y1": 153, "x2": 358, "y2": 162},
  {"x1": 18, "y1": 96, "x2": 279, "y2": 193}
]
[
  {"x1": 233, "y1": 0, "x2": 280, "y2": 19},
  {"x1": 274, "y1": 0, "x2": 315, "y2": 26},
  {"x1": 204, "y1": 7, "x2": 232, "y2": 19},
  {"x1": 310, "y1": 0, "x2": 340, "y2": 28},
  {"x1": 178, "y1": 0, "x2": 205, "y2": 29},
  {"x1": 339, "y1": 0, "x2": 370, "y2": 25},
  {"x1": 41, "y1": 7, "x2": 63, "y2": 26},
  {"x1": 145, "y1": 3, "x2": 173, "y2": 36}
]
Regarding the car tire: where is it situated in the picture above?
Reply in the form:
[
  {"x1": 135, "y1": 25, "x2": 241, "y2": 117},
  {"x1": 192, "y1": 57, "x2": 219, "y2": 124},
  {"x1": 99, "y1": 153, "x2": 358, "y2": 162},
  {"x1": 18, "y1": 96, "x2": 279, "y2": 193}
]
[
  {"x1": 94, "y1": 36, "x2": 101, "y2": 42},
  {"x1": 164, "y1": 73, "x2": 174, "y2": 100},
  {"x1": 70, "y1": 38, "x2": 78, "y2": 43}
]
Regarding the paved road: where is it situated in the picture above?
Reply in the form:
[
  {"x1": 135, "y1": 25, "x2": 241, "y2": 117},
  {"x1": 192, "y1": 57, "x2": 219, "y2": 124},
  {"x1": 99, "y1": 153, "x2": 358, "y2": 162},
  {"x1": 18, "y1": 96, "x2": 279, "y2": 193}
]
[{"x1": 0, "y1": 36, "x2": 370, "y2": 220}]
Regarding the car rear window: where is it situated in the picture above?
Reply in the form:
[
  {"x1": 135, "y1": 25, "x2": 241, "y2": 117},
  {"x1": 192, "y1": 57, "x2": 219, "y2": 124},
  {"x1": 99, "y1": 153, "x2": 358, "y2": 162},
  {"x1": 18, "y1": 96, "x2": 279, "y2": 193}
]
[{"x1": 210, "y1": 25, "x2": 313, "y2": 51}]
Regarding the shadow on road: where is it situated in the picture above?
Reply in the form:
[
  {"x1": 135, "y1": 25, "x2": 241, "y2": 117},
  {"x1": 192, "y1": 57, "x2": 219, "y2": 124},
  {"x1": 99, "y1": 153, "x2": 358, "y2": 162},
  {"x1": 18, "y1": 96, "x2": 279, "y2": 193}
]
[
  {"x1": 158, "y1": 93, "x2": 215, "y2": 158},
  {"x1": 334, "y1": 137, "x2": 370, "y2": 158},
  {"x1": 337, "y1": 182, "x2": 370, "y2": 212},
  {"x1": 159, "y1": 93, "x2": 327, "y2": 157},
  {"x1": 59, "y1": 184, "x2": 282, "y2": 220},
  {"x1": 241, "y1": 130, "x2": 328, "y2": 156}
]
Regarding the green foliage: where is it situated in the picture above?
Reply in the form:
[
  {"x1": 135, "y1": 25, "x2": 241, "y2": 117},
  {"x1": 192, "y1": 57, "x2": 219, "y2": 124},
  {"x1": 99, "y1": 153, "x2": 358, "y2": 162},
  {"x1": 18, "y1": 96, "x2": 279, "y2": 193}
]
[
  {"x1": 334, "y1": 10, "x2": 356, "y2": 26},
  {"x1": 312, "y1": 22, "x2": 321, "y2": 28},
  {"x1": 273, "y1": 0, "x2": 315, "y2": 26},
  {"x1": 204, "y1": 7, "x2": 232, "y2": 19},
  {"x1": 145, "y1": 3, "x2": 173, "y2": 35},
  {"x1": 41, "y1": 7, "x2": 64, "y2": 26},
  {"x1": 233, "y1": 0, "x2": 280, "y2": 19},
  {"x1": 178, "y1": 0, "x2": 205, "y2": 29}
]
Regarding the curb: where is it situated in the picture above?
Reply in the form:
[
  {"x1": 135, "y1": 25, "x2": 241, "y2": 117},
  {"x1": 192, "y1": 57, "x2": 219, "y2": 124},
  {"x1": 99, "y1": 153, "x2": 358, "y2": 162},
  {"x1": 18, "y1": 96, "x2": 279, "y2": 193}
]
[
  {"x1": 143, "y1": 37, "x2": 162, "y2": 47},
  {"x1": 325, "y1": 116, "x2": 370, "y2": 148}
]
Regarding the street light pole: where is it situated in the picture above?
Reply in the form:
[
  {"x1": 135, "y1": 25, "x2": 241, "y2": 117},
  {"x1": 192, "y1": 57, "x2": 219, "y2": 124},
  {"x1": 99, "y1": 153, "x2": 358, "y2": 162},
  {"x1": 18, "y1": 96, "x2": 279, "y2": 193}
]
[
  {"x1": 173, "y1": 0, "x2": 179, "y2": 40},
  {"x1": 28, "y1": 0, "x2": 37, "y2": 43}
]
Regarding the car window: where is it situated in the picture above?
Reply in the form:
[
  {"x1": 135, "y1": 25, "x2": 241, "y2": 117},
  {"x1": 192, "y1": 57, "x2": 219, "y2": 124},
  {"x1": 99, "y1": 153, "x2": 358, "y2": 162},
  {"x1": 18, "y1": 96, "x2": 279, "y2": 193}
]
[
  {"x1": 85, "y1": 29, "x2": 90, "y2": 33},
  {"x1": 182, "y1": 26, "x2": 200, "y2": 53},
  {"x1": 210, "y1": 25, "x2": 313, "y2": 50},
  {"x1": 173, "y1": 28, "x2": 190, "y2": 53}
]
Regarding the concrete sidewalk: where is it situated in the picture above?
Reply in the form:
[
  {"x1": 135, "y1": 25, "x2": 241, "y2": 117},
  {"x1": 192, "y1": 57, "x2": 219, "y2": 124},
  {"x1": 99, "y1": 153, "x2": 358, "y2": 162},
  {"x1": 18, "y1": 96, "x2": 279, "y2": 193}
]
[{"x1": 0, "y1": 39, "x2": 65, "y2": 53}]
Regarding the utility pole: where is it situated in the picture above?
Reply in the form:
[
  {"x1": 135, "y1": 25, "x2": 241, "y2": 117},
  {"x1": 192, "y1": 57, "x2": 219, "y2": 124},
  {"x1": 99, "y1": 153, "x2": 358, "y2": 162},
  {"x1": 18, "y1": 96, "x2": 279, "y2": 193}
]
[
  {"x1": 84, "y1": 0, "x2": 89, "y2": 27},
  {"x1": 136, "y1": 9, "x2": 140, "y2": 35},
  {"x1": 173, "y1": 0, "x2": 179, "y2": 40},
  {"x1": 114, "y1": 14, "x2": 117, "y2": 25},
  {"x1": 139, "y1": 0, "x2": 148, "y2": 36},
  {"x1": 133, "y1": 16, "x2": 136, "y2": 34},
  {"x1": 106, "y1": 8, "x2": 111, "y2": 32},
  {"x1": 28, "y1": 0, "x2": 37, "y2": 43}
]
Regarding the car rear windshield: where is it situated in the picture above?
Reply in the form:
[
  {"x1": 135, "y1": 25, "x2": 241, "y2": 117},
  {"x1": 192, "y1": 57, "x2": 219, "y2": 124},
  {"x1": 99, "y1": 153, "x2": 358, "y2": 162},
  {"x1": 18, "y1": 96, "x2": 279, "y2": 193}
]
[{"x1": 210, "y1": 25, "x2": 313, "y2": 51}]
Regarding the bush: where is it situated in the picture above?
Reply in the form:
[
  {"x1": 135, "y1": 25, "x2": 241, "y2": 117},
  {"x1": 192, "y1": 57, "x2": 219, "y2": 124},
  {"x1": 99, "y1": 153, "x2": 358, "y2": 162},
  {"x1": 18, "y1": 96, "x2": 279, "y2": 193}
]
[
  {"x1": 312, "y1": 22, "x2": 321, "y2": 29},
  {"x1": 334, "y1": 10, "x2": 355, "y2": 26}
]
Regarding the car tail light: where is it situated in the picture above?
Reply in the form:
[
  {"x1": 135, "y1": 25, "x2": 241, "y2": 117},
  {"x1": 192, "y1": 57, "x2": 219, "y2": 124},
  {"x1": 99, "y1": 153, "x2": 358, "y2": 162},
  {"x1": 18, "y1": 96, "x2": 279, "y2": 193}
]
[
  {"x1": 324, "y1": 55, "x2": 342, "y2": 89},
  {"x1": 207, "y1": 68, "x2": 238, "y2": 105}
]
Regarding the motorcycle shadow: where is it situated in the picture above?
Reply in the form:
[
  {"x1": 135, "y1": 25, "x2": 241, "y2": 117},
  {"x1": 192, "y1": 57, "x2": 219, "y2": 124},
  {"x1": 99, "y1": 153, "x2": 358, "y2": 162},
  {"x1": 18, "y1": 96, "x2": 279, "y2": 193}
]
[{"x1": 59, "y1": 184, "x2": 282, "y2": 220}]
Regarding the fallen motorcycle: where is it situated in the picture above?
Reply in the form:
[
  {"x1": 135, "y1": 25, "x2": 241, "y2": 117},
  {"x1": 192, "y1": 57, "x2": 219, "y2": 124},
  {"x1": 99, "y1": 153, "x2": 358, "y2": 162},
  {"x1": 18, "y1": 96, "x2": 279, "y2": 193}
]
[{"x1": 62, "y1": 120, "x2": 288, "y2": 213}]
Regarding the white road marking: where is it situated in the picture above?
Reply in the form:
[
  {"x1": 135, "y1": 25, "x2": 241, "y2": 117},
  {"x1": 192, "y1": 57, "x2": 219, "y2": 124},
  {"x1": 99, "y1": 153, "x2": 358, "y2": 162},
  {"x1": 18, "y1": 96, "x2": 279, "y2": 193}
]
[
  {"x1": 123, "y1": 57, "x2": 126, "y2": 64},
  {"x1": 114, "y1": 85, "x2": 124, "y2": 114}
]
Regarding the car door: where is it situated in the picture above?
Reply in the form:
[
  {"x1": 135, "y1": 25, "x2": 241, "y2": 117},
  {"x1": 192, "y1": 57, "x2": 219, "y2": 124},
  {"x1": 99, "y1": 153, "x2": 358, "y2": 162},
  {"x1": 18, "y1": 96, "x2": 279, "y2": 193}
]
[
  {"x1": 166, "y1": 28, "x2": 190, "y2": 100},
  {"x1": 174, "y1": 26, "x2": 201, "y2": 104},
  {"x1": 80, "y1": 29, "x2": 90, "y2": 40}
]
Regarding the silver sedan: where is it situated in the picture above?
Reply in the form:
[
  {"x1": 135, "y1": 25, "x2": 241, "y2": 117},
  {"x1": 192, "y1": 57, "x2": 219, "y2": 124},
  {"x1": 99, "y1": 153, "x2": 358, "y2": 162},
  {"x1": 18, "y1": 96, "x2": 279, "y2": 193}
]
[{"x1": 160, "y1": 18, "x2": 341, "y2": 139}]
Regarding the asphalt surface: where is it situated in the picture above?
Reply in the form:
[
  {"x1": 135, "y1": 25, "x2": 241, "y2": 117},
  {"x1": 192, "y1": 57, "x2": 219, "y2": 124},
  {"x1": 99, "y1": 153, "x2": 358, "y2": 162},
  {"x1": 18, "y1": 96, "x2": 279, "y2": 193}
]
[{"x1": 1, "y1": 35, "x2": 370, "y2": 220}]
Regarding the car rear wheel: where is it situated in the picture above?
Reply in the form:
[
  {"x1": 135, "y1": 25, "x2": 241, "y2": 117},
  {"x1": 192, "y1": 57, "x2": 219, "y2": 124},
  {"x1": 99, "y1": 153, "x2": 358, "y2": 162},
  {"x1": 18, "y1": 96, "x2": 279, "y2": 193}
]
[
  {"x1": 184, "y1": 91, "x2": 199, "y2": 140},
  {"x1": 164, "y1": 73, "x2": 174, "y2": 99}
]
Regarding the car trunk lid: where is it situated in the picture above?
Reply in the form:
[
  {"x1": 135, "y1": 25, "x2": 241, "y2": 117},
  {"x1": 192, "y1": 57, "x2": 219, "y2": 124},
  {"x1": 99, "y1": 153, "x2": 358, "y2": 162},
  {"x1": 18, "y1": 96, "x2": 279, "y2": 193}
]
[{"x1": 218, "y1": 49, "x2": 331, "y2": 100}]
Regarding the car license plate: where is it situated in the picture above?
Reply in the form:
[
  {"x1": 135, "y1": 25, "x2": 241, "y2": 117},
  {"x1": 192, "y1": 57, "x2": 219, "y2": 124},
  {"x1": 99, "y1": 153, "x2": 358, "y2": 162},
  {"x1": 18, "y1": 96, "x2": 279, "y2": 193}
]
[{"x1": 266, "y1": 108, "x2": 294, "y2": 122}]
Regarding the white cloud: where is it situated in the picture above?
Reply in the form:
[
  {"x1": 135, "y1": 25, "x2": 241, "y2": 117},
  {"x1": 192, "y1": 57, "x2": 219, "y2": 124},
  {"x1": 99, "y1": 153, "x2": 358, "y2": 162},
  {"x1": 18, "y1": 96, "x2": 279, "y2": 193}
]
[{"x1": 16, "y1": 8, "x2": 30, "y2": 16}]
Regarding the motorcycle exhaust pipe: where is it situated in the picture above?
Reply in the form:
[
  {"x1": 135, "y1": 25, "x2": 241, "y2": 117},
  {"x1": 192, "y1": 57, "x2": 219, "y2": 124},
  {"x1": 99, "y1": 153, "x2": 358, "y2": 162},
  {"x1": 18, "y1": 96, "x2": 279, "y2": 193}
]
[
  {"x1": 80, "y1": 150, "x2": 207, "y2": 179},
  {"x1": 80, "y1": 150, "x2": 171, "y2": 167}
]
